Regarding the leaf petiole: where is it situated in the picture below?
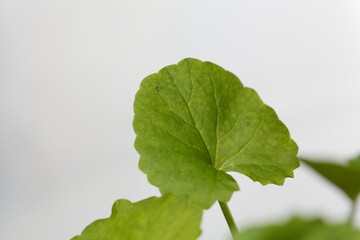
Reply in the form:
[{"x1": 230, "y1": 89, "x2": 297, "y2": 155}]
[
  {"x1": 348, "y1": 199, "x2": 358, "y2": 226},
  {"x1": 218, "y1": 201, "x2": 240, "y2": 239}
]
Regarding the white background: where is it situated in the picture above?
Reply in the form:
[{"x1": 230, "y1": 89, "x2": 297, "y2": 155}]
[{"x1": 1, "y1": 1, "x2": 360, "y2": 239}]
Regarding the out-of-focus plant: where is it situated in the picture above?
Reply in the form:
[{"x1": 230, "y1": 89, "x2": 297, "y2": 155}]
[
  {"x1": 236, "y1": 156, "x2": 360, "y2": 240},
  {"x1": 237, "y1": 217, "x2": 360, "y2": 240},
  {"x1": 302, "y1": 155, "x2": 360, "y2": 225}
]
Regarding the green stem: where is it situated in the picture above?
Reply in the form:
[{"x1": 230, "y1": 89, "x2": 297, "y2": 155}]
[
  {"x1": 218, "y1": 201, "x2": 240, "y2": 239},
  {"x1": 348, "y1": 200, "x2": 357, "y2": 225}
]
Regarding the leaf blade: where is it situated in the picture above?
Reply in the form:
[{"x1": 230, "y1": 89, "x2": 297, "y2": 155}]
[
  {"x1": 349, "y1": 155, "x2": 360, "y2": 171},
  {"x1": 134, "y1": 58, "x2": 299, "y2": 208},
  {"x1": 301, "y1": 156, "x2": 360, "y2": 201},
  {"x1": 72, "y1": 194, "x2": 202, "y2": 240}
]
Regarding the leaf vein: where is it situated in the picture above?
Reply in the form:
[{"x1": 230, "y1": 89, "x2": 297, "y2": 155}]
[
  {"x1": 219, "y1": 119, "x2": 264, "y2": 169},
  {"x1": 210, "y1": 70, "x2": 219, "y2": 166}
]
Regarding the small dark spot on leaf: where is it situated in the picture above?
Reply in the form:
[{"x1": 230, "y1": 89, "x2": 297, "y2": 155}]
[{"x1": 155, "y1": 85, "x2": 161, "y2": 92}]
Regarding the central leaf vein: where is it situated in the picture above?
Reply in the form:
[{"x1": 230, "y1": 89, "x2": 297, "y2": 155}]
[{"x1": 210, "y1": 72, "x2": 219, "y2": 166}]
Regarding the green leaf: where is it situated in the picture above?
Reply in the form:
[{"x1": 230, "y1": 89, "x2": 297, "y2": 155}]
[
  {"x1": 349, "y1": 155, "x2": 360, "y2": 171},
  {"x1": 72, "y1": 194, "x2": 202, "y2": 240},
  {"x1": 134, "y1": 58, "x2": 299, "y2": 208},
  {"x1": 301, "y1": 156, "x2": 360, "y2": 201},
  {"x1": 237, "y1": 217, "x2": 360, "y2": 240}
]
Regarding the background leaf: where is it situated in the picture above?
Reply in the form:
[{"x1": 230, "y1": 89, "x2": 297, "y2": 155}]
[
  {"x1": 134, "y1": 58, "x2": 299, "y2": 208},
  {"x1": 72, "y1": 194, "x2": 202, "y2": 240},
  {"x1": 236, "y1": 217, "x2": 360, "y2": 240},
  {"x1": 349, "y1": 155, "x2": 360, "y2": 171},
  {"x1": 302, "y1": 156, "x2": 360, "y2": 201}
]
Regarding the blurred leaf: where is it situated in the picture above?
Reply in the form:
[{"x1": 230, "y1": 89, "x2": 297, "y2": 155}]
[
  {"x1": 72, "y1": 194, "x2": 202, "y2": 240},
  {"x1": 302, "y1": 156, "x2": 360, "y2": 201},
  {"x1": 133, "y1": 58, "x2": 299, "y2": 208},
  {"x1": 349, "y1": 155, "x2": 360, "y2": 171},
  {"x1": 237, "y1": 217, "x2": 360, "y2": 240}
]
